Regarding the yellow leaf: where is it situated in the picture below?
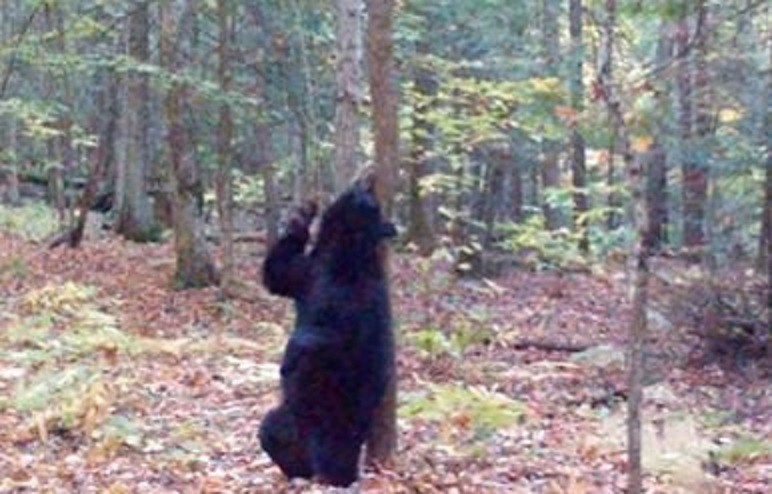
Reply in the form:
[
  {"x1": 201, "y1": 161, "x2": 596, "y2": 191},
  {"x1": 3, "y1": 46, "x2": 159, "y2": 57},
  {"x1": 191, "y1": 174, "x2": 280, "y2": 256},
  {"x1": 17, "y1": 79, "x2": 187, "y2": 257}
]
[
  {"x1": 632, "y1": 136, "x2": 653, "y2": 153},
  {"x1": 718, "y1": 108, "x2": 743, "y2": 124}
]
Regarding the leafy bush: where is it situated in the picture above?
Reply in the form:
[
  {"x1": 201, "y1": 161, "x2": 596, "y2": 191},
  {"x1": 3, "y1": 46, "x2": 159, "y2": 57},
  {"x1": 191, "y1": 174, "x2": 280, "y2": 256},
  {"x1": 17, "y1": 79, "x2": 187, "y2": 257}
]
[
  {"x1": 497, "y1": 216, "x2": 586, "y2": 270},
  {"x1": 0, "y1": 282, "x2": 137, "y2": 440},
  {"x1": 0, "y1": 203, "x2": 59, "y2": 241},
  {"x1": 714, "y1": 436, "x2": 772, "y2": 465},
  {"x1": 401, "y1": 384, "x2": 526, "y2": 438}
]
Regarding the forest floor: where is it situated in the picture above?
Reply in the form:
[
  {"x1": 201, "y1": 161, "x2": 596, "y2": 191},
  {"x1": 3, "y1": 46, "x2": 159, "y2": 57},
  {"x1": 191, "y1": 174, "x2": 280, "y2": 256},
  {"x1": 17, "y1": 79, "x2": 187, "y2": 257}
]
[{"x1": 0, "y1": 224, "x2": 769, "y2": 493}]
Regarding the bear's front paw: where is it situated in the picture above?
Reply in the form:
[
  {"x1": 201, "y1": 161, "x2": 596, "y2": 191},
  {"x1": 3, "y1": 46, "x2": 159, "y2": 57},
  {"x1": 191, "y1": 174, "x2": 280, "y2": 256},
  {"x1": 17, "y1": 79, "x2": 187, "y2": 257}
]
[{"x1": 287, "y1": 200, "x2": 318, "y2": 236}]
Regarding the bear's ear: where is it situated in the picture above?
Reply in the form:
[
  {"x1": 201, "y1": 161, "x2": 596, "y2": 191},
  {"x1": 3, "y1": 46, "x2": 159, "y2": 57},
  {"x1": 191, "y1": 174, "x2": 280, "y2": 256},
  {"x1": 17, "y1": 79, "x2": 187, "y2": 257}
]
[{"x1": 353, "y1": 166, "x2": 377, "y2": 194}]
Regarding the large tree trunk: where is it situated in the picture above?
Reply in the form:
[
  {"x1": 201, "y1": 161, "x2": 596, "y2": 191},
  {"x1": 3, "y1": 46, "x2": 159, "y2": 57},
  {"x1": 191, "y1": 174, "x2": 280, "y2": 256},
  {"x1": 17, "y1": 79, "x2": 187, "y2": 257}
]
[
  {"x1": 160, "y1": 0, "x2": 218, "y2": 289},
  {"x1": 115, "y1": 3, "x2": 156, "y2": 241},
  {"x1": 569, "y1": 0, "x2": 588, "y2": 252},
  {"x1": 540, "y1": 0, "x2": 562, "y2": 230},
  {"x1": 365, "y1": 0, "x2": 398, "y2": 467},
  {"x1": 333, "y1": 0, "x2": 363, "y2": 193}
]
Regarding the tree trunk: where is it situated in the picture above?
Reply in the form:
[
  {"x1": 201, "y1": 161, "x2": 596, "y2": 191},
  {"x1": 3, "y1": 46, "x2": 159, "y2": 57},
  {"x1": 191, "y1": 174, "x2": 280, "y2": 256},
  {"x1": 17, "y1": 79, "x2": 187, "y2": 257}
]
[
  {"x1": 216, "y1": 0, "x2": 235, "y2": 291},
  {"x1": 645, "y1": 20, "x2": 674, "y2": 252},
  {"x1": 677, "y1": 9, "x2": 707, "y2": 254},
  {"x1": 406, "y1": 40, "x2": 437, "y2": 255},
  {"x1": 540, "y1": 0, "x2": 562, "y2": 230},
  {"x1": 115, "y1": 2, "x2": 156, "y2": 241},
  {"x1": 1, "y1": 118, "x2": 20, "y2": 205},
  {"x1": 160, "y1": 0, "x2": 218, "y2": 289},
  {"x1": 256, "y1": 124, "x2": 280, "y2": 247},
  {"x1": 245, "y1": 3, "x2": 280, "y2": 247},
  {"x1": 596, "y1": 3, "x2": 650, "y2": 491},
  {"x1": 43, "y1": 6, "x2": 65, "y2": 221},
  {"x1": 602, "y1": 0, "x2": 620, "y2": 231},
  {"x1": 569, "y1": 0, "x2": 588, "y2": 252},
  {"x1": 645, "y1": 143, "x2": 668, "y2": 252},
  {"x1": 761, "y1": 78, "x2": 771, "y2": 315},
  {"x1": 333, "y1": 0, "x2": 363, "y2": 193},
  {"x1": 365, "y1": 0, "x2": 398, "y2": 467},
  {"x1": 65, "y1": 71, "x2": 121, "y2": 248},
  {"x1": 510, "y1": 152, "x2": 524, "y2": 222}
]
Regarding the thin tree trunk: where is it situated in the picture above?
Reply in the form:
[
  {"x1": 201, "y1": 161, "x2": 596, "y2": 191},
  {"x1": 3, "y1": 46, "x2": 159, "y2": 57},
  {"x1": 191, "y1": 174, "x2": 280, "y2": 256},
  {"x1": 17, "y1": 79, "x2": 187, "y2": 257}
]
[
  {"x1": 2, "y1": 118, "x2": 20, "y2": 205},
  {"x1": 645, "y1": 21, "x2": 674, "y2": 252},
  {"x1": 64, "y1": 71, "x2": 120, "y2": 248},
  {"x1": 677, "y1": 8, "x2": 708, "y2": 255},
  {"x1": 602, "y1": 0, "x2": 619, "y2": 231},
  {"x1": 406, "y1": 40, "x2": 437, "y2": 255},
  {"x1": 690, "y1": 1, "x2": 711, "y2": 255},
  {"x1": 43, "y1": 6, "x2": 65, "y2": 222},
  {"x1": 216, "y1": 0, "x2": 235, "y2": 291},
  {"x1": 569, "y1": 0, "x2": 588, "y2": 252},
  {"x1": 761, "y1": 71, "x2": 771, "y2": 315},
  {"x1": 54, "y1": 6, "x2": 74, "y2": 222},
  {"x1": 256, "y1": 124, "x2": 279, "y2": 247},
  {"x1": 597, "y1": 3, "x2": 650, "y2": 491},
  {"x1": 365, "y1": 0, "x2": 398, "y2": 466},
  {"x1": 333, "y1": 0, "x2": 363, "y2": 193},
  {"x1": 510, "y1": 155, "x2": 524, "y2": 222},
  {"x1": 541, "y1": 0, "x2": 562, "y2": 230}
]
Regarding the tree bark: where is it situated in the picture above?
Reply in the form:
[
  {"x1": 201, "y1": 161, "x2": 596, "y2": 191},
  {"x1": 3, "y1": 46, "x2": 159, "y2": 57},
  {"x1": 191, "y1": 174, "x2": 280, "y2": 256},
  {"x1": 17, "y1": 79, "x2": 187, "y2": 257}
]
[
  {"x1": 64, "y1": 71, "x2": 120, "y2": 248},
  {"x1": 160, "y1": 0, "x2": 218, "y2": 289},
  {"x1": 596, "y1": 4, "x2": 650, "y2": 491},
  {"x1": 115, "y1": 2, "x2": 156, "y2": 241},
  {"x1": 216, "y1": 0, "x2": 235, "y2": 292},
  {"x1": 540, "y1": 0, "x2": 562, "y2": 230},
  {"x1": 645, "y1": 20, "x2": 674, "y2": 253},
  {"x1": 1, "y1": 118, "x2": 20, "y2": 205},
  {"x1": 602, "y1": 0, "x2": 620, "y2": 231},
  {"x1": 365, "y1": 0, "x2": 398, "y2": 467},
  {"x1": 569, "y1": 0, "x2": 588, "y2": 252},
  {"x1": 406, "y1": 40, "x2": 437, "y2": 255},
  {"x1": 333, "y1": 0, "x2": 364, "y2": 193},
  {"x1": 677, "y1": 7, "x2": 708, "y2": 254},
  {"x1": 761, "y1": 69, "x2": 771, "y2": 315}
]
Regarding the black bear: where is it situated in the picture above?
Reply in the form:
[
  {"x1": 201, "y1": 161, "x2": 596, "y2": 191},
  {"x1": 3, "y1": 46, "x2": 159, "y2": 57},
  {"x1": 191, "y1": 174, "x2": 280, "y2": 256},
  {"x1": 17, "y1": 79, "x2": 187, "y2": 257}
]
[{"x1": 259, "y1": 176, "x2": 397, "y2": 487}]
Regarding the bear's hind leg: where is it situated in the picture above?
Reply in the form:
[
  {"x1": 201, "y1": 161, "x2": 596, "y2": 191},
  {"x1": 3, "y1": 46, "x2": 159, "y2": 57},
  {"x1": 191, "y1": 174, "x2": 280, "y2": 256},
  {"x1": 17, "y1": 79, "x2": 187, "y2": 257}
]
[{"x1": 259, "y1": 407, "x2": 313, "y2": 479}]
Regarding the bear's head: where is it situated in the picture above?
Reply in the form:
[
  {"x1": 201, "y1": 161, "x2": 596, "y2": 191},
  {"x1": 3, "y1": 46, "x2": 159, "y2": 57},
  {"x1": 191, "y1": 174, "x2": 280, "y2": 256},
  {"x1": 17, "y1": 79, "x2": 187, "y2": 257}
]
[{"x1": 315, "y1": 174, "x2": 397, "y2": 255}]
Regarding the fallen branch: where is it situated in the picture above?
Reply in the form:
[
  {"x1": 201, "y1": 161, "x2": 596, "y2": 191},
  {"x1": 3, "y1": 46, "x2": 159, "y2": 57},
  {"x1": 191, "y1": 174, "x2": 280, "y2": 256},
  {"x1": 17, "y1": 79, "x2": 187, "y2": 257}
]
[{"x1": 510, "y1": 339, "x2": 591, "y2": 353}]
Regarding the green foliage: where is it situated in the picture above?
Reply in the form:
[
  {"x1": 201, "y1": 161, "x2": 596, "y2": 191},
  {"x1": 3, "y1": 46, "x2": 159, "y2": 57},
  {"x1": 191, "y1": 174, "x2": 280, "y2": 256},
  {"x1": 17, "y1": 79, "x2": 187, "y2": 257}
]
[
  {"x1": 233, "y1": 169, "x2": 265, "y2": 206},
  {"x1": 0, "y1": 255, "x2": 30, "y2": 282},
  {"x1": 401, "y1": 383, "x2": 527, "y2": 436},
  {"x1": 0, "y1": 203, "x2": 59, "y2": 241},
  {"x1": 497, "y1": 216, "x2": 586, "y2": 270},
  {"x1": 409, "y1": 319, "x2": 493, "y2": 360},
  {"x1": 0, "y1": 282, "x2": 137, "y2": 438},
  {"x1": 713, "y1": 437, "x2": 772, "y2": 466}
]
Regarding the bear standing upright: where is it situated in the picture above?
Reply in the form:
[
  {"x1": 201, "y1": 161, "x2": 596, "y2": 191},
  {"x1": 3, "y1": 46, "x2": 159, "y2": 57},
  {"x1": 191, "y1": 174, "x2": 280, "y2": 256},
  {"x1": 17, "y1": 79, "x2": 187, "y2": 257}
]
[{"x1": 258, "y1": 175, "x2": 397, "y2": 487}]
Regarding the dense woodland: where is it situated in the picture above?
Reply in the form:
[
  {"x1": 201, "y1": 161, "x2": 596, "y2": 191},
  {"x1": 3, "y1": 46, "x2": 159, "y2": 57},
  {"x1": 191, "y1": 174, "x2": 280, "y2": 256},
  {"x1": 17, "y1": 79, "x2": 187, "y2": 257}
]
[{"x1": 0, "y1": 0, "x2": 769, "y2": 492}]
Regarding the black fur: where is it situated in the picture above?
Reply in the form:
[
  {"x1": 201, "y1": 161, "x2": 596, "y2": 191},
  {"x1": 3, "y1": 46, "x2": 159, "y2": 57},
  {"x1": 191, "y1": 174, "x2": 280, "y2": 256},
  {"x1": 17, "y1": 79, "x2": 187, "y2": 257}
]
[{"x1": 259, "y1": 181, "x2": 396, "y2": 487}]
